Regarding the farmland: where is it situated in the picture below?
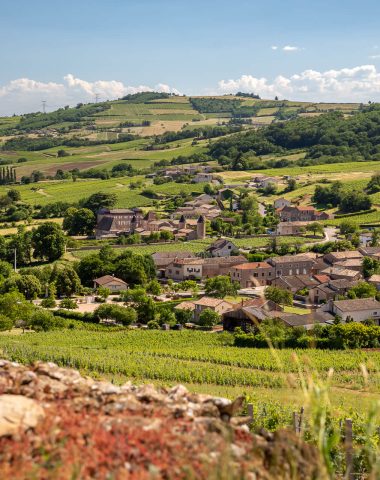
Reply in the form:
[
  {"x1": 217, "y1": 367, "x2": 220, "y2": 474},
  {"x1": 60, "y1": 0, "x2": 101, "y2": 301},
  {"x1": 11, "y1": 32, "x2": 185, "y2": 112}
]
[{"x1": 1, "y1": 329, "x2": 379, "y2": 419}]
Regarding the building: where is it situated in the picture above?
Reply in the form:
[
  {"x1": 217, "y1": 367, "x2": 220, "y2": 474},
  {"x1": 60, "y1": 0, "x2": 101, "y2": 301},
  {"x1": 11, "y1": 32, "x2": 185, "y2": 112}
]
[
  {"x1": 274, "y1": 198, "x2": 292, "y2": 210},
  {"x1": 276, "y1": 221, "x2": 309, "y2": 236},
  {"x1": 368, "y1": 275, "x2": 380, "y2": 291},
  {"x1": 321, "y1": 267, "x2": 362, "y2": 282},
  {"x1": 334, "y1": 258, "x2": 363, "y2": 273},
  {"x1": 194, "y1": 173, "x2": 214, "y2": 183},
  {"x1": 308, "y1": 279, "x2": 358, "y2": 305},
  {"x1": 268, "y1": 254, "x2": 316, "y2": 277},
  {"x1": 165, "y1": 255, "x2": 247, "y2": 281},
  {"x1": 193, "y1": 297, "x2": 234, "y2": 322},
  {"x1": 172, "y1": 205, "x2": 221, "y2": 220},
  {"x1": 230, "y1": 262, "x2": 273, "y2": 288},
  {"x1": 151, "y1": 252, "x2": 195, "y2": 271},
  {"x1": 277, "y1": 205, "x2": 332, "y2": 222},
  {"x1": 206, "y1": 239, "x2": 239, "y2": 257},
  {"x1": 271, "y1": 275, "x2": 319, "y2": 294},
  {"x1": 95, "y1": 208, "x2": 144, "y2": 239},
  {"x1": 324, "y1": 250, "x2": 363, "y2": 265},
  {"x1": 93, "y1": 275, "x2": 128, "y2": 292},
  {"x1": 323, "y1": 298, "x2": 380, "y2": 324},
  {"x1": 222, "y1": 299, "x2": 283, "y2": 332},
  {"x1": 359, "y1": 246, "x2": 380, "y2": 258}
]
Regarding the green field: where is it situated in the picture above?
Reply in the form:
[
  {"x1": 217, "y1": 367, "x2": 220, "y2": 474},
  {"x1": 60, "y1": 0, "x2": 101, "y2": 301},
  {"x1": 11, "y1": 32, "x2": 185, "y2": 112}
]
[{"x1": 0, "y1": 329, "x2": 379, "y2": 418}]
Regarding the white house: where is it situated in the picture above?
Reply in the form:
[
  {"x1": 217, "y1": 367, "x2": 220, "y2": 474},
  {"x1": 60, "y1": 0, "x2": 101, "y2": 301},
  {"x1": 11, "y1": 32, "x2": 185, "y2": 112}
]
[
  {"x1": 93, "y1": 275, "x2": 128, "y2": 292},
  {"x1": 324, "y1": 298, "x2": 380, "y2": 324},
  {"x1": 206, "y1": 239, "x2": 239, "y2": 257}
]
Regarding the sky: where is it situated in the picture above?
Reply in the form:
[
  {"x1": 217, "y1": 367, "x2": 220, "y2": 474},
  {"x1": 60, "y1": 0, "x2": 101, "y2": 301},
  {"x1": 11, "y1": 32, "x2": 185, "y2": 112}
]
[{"x1": 1, "y1": 0, "x2": 380, "y2": 115}]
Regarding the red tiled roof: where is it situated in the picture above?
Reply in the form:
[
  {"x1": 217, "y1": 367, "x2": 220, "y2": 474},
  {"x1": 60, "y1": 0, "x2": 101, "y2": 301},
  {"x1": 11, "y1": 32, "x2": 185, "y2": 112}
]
[{"x1": 232, "y1": 262, "x2": 272, "y2": 270}]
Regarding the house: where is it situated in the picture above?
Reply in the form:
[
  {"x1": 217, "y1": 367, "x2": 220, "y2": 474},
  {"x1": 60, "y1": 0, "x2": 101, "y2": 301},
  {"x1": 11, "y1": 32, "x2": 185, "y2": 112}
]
[
  {"x1": 308, "y1": 279, "x2": 358, "y2": 305},
  {"x1": 193, "y1": 297, "x2": 234, "y2": 322},
  {"x1": 368, "y1": 275, "x2": 380, "y2": 291},
  {"x1": 267, "y1": 254, "x2": 316, "y2": 277},
  {"x1": 217, "y1": 188, "x2": 235, "y2": 200},
  {"x1": 277, "y1": 205, "x2": 332, "y2": 222},
  {"x1": 93, "y1": 275, "x2": 128, "y2": 292},
  {"x1": 206, "y1": 239, "x2": 239, "y2": 257},
  {"x1": 324, "y1": 250, "x2": 363, "y2": 265},
  {"x1": 273, "y1": 311, "x2": 333, "y2": 330},
  {"x1": 274, "y1": 198, "x2": 291, "y2": 210},
  {"x1": 321, "y1": 267, "x2": 362, "y2": 282},
  {"x1": 271, "y1": 275, "x2": 319, "y2": 294},
  {"x1": 165, "y1": 255, "x2": 247, "y2": 281},
  {"x1": 194, "y1": 173, "x2": 214, "y2": 183},
  {"x1": 174, "y1": 301, "x2": 196, "y2": 312},
  {"x1": 222, "y1": 299, "x2": 282, "y2": 332},
  {"x1": 359, "y1": 246, "x2": 380, "y2": 258},
  {"x1": 151, "y1": 252, "x2": 195, "y2": 272},
  {"x1": 230, "y1": 262, "x2": 274, "y2": 287},
  {"x1": 95, "y1": 208, "x2": 144, "y2": 239},
  {"x1": 172, "y1": 205, "x2": 221, "y2": 220},
  {"x1": 334, "y1": 258, "x2": 363, "y2": 273},
  {"x1": 184, "y1": 194, "x2": 214, "y2": 208},
  {"x1": 323, "y1": 298, "x2": 380, "y2": 324},
  {"x1": 276, "y1": 221, "x2": 309, "y2": 235}
]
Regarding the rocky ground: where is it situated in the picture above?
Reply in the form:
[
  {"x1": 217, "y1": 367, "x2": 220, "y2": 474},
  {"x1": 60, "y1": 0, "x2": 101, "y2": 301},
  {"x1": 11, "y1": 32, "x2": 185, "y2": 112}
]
[{"x1": 0, "y1": 360, "x2": 324, "y2": 479}]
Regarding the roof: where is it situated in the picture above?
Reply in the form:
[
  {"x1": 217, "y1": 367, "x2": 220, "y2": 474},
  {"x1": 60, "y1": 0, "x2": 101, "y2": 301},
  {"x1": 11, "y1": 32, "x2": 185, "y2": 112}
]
[
  {"x1": 207, "y1": 238, "x2": 237, "y2": 251},
  {"x1": 232, "y1": 262, "x2": 272, "y2": 270},
  {"x1": 334, "y1": 259, "x2": 363, "y2": 268},
  {"x1": 269, "y1": 254, "x2": 313, "y2": 265},
  {"x1": 275, "y1": 311, "x2": 332, "y2": 327},
  {"x1": 94, "y1": 275, "x2": 127, "y2": 286},
  {"x1": 321, "y1": 267, "x2": 360, "y2": 278},
  {"x1": 359, "y1": 247, "x2": 380, "y2": 256},
  {"x1": 194, "y1": 297, "x2": 232, "y2": 308},
  {"x1": 324, "y1": 251, "x2": 363, "y2": 261},
  {"x1": 313, "y1": 274, "x2": 330, "y2": 284},
  {"x1": 328, "y1": 278, "x2": 358, "y2": 290},
  {"x1": 369, "y1": 275, "x2": 380, "y2": 283},
  {"x1": 276, "y1": 275, "x2": 318, "y2": 290},
  {"x1": 171, "y1": 255, "x2": 246, "y2": 266},
  {"x1": 174, "y1": 301, "x2": 196, "y2": 311},
  {"x1": 333, "y1": 298, "x2": 380, "y2": 312}
]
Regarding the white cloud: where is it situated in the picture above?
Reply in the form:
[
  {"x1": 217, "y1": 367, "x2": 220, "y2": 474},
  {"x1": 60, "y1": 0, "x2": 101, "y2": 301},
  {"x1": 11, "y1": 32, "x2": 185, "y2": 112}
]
[
  {"x1": 0, "y1": 74, "x2": 181, "y2": 115},
  {"x1": 282, "y1": 45, "x2": 300, "y2": 52},
  {"x1": 369, "y1": 54, "x2": 380, "y2": 59},
  {"x1": 271, "y1": 46, "x2": 278, "y2": 50},
  {"x1": 217, "y1": 65, "x2": 380, "y2": 102}
]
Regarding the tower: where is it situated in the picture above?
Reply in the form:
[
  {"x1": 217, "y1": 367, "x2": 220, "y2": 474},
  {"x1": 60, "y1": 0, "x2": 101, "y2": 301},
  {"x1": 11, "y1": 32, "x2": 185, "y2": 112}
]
[
  {"x1": 196, "y1": 215, "x2": 206, "y2": 239},
  {"x1": 179, "y1": 214, "x2": 186, "y2": 230},
  {"x1": 130, "y1": 215, "x2": 137, "y2": 234}
]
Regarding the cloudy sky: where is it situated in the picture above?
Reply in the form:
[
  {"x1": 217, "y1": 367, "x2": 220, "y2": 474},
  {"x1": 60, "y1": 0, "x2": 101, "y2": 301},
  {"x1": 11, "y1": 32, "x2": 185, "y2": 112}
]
[{"x1": 1, "y1": 0, "x2": 380, "y2": 115}]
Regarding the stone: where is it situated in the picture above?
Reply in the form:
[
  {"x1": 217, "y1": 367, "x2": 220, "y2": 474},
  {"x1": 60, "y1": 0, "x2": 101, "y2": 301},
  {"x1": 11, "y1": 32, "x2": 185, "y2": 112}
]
[{"x1": 0, "y1": 394, "x2": 45, "y2": 437}]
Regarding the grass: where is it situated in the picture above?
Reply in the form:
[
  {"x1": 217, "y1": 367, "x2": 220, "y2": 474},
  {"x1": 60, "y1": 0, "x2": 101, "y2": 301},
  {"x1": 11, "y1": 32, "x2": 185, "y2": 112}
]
[{"x1": 283, "y1": 306, "x2": 311, "y2": 315}]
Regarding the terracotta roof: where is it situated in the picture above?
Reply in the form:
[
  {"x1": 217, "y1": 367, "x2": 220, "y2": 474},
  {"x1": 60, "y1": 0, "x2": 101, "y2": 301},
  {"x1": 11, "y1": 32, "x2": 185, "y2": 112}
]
[
  {"x1": 175, "y1": 301, "x2": 196, "y2": 311},
  {"x1": 313, "y1": 274, "x2": 330, "y2": 284},
  {"x1": 94, "y1": 275, "x2": 127, "y2": 286},
  {"x1": 194, "y1": 297, "x2": 232, "y2": 308}
]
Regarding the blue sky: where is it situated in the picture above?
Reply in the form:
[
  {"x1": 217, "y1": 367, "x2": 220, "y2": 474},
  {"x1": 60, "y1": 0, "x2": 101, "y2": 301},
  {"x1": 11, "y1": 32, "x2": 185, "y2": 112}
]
[{"x1": 1, "y1": 0, "x2": 380, "y2": 114}]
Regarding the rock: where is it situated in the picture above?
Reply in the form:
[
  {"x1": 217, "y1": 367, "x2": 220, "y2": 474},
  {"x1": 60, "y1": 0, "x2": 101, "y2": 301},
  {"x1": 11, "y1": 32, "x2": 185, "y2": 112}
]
[{"x1": 0, "y1": 394, "x2": 45, "y2": 437}]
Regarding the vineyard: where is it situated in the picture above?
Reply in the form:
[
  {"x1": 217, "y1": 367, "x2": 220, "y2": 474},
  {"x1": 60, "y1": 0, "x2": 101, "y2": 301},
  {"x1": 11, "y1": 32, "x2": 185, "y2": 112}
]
[{"x1": 1, "y1": 330, "x2": 379, "y2": 408}]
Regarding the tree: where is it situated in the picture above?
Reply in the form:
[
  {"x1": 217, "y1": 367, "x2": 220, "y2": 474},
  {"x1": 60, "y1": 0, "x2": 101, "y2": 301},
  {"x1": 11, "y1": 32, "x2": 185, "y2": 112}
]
[
  {"x1": 0, "y1": 314, "x2": 13, "y2": 331},
  {"x1": 97, "y1": 286, "x2": 111, "y2": 301},
  {"x1": 147, "y1": 279, "x2": 161, "y2": 296},
  {"x1": 199, "y1": 308, "x2": 220, "y2": 326},
  {"x1": 362, "y1": 257, "x2": 380, "y2": 278},
  {"x1": 82, "y1": 192, "x2": 117, "y2": 213},
  {"x1": 205, "y1": 275, "x2": 239, "y2": 298},
  {"x1": 306, "y1": 222, "x2": 324, "y2": 237},
  {"x1": 347, "y1": 282, "x2": 377, "y2": 299},
  {"x1": 29, "y1": 309, "x2": 55, "y2": 332},
  {"x1": 95, "y1": 304, "x2": 137, "y2": 326},
  {"x1": 7, "y1": 226, "x2": 33, "y2": 266},
  {"x1": 285, "y1": 178, "x2": 297, "y2": 192},
  {"x1": 3, "y1": 274, "x2": 42, "y2": 299},
  {"x1": 366, "y1": 173, "x2": 380, "y2": 194},
  {"x1": 55, "y1": 267, "x2": 82, "y2": 297},
  {"x1": 175, "y1": 308, "x2": 193, "y2": 325},
  {"x1": 339, "y1": 221, "x2": 358, "y2": 238},
  {"x1": 76, "y1": 253, "x2": 111, "y2": 287},
  {"x1": 63, "y1": 208, "x2": 95, "y2": 235},
  {"x1": 265, "y1": 286, "x2": 293, "y2": 306},
  {"x1": 0, "y1": 291, "x2": 35, "y2": 323},
  {"x1": 158, "y1": 309, "x2": 176, "y2": 326},
  {"x1": 0, "y1": 260, "x2": 13, "y2": 280},
  {"x1": 32, "y1": 222, "x2": 66, "y2": 262},
  {"x1": 60, "y1": 298, "x2": 78, "y2": 309},
  {"x1": 7, "y1": 189, "x2": 21, "y2": 202}
]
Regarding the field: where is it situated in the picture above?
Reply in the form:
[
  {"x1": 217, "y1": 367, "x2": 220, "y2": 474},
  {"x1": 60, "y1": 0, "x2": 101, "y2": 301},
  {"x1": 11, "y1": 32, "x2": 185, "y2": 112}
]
[
  {"x1": 70, "y1": 235, "x2": 316, "y2": 259},
  {"x1": 1, "y1": 329, "x2": 379, "y2": 420}
]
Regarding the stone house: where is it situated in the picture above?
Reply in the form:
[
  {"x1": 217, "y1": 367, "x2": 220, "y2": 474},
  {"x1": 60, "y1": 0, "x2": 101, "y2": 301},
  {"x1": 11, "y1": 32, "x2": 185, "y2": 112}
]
[
  {"x1": 206, "y1": 239, "x2": 239, "y2": 257},
  {"x1": 274, "y1": 198, "x2": 291, "y2": 210},
  {"x1": 323, "y1": 298, "x2": 380, "y2": 324},
  {"x1": 193, "y1": 297, "x2": 234, "y2": 322},
  {"x1": 230, "y1": 262, "x2": 274, "y2": 288},
  {"x1": 267, "y1": 254, "x2": 316, "y2": 277},
  {"x1": 271, "y1": 275, "x2": 319, "y2": 294},
  {"x1": 277, "y1": 205, "x2": 331, "y2": 222},
  {"x1": 93, "y1": 275, "x2": 128, "y2": 292},
  {"x1": 323, "y1": 250, "x2": 363, "y2": 265},
  {"x1": 276, "y1": 222, "x2": 309, "y2": 235},
  {"x1": 308, "y1": 279, "x2": 358, "y2": 305},
  {"x1": 165, "y1": 255, "x2": 246, "y2": 281}
]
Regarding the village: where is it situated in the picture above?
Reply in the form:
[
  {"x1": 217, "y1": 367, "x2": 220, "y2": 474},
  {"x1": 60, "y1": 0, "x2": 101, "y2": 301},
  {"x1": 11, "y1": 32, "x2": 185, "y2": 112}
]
[{"x1": 78, "y1": 175, "x2": 380, "y2": 333}]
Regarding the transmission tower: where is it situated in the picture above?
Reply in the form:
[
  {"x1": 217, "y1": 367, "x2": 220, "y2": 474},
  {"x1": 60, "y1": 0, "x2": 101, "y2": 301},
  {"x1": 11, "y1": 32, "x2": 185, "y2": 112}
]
[
  {"x1": 42, "y1": 100, "x2": 47, "y2": 114},
  {"x1": 95, "y1": 93, "x2": 100, "y2": 103}
]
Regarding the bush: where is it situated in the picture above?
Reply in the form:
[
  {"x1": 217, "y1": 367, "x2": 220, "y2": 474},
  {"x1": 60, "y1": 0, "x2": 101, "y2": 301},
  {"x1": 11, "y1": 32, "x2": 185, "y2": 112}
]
[
  {"x1": 29, "y1": 310, "x2": 55, "y2": 332},
  {"x1": 147, "y1": 320, "x2": 160, "y2": 329},
  {"x1": 0, "y1": 314, "x2": 13, "y2": 331},
  {"x1": 40, "y1": 297, "x2": 57, "y2": 308},
  {"x1": 60, "y1": 298, "x2": 78, "y2": 310}
]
